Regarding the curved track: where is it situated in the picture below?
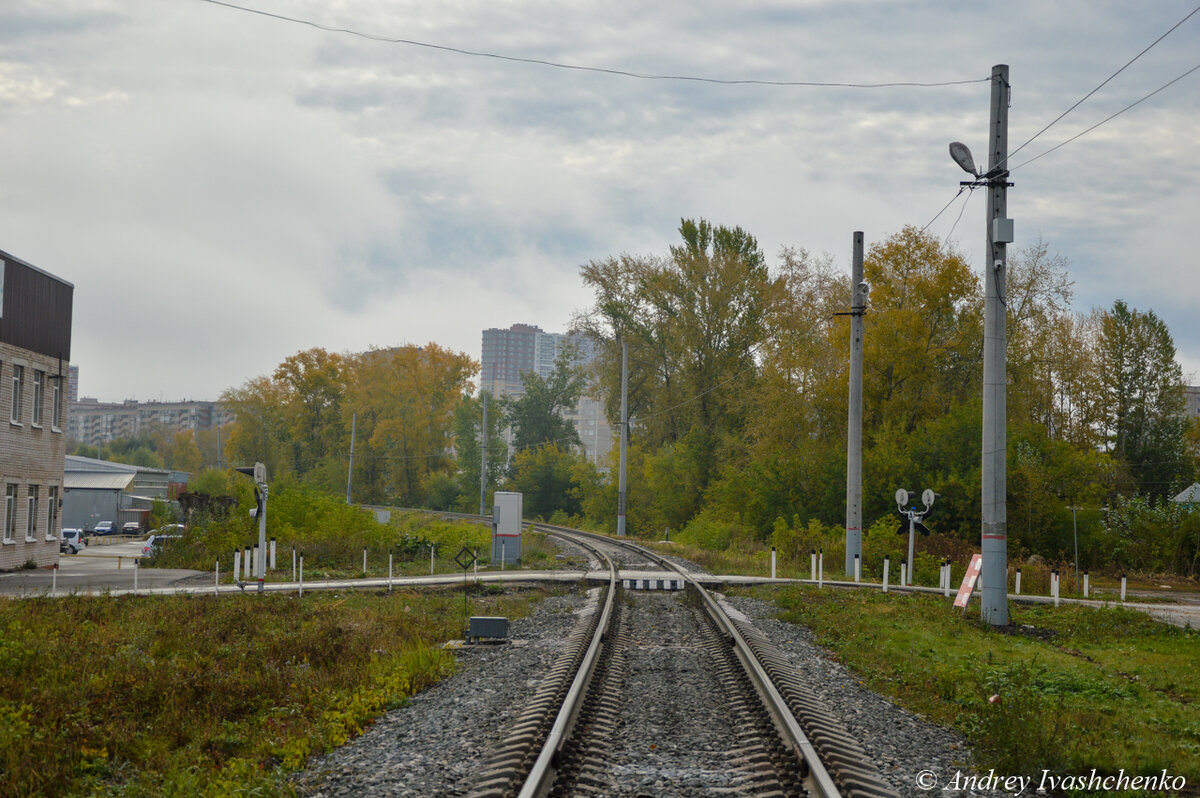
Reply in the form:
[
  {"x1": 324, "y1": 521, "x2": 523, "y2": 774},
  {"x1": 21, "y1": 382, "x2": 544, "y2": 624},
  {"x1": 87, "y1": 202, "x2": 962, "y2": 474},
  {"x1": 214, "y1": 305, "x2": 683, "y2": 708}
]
[{"x1": 452, "y1": 517, "x2": 898, "y2": 798}]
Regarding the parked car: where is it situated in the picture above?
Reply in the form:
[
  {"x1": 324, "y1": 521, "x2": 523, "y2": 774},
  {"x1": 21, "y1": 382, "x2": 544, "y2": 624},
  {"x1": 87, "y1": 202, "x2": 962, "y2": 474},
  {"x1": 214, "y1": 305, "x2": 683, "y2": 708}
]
[
  {"x1": 141, "y1": 534, "x2": 183, "y2": 556},
  {"x1": 93, "y1": 521, "x2": 116, "y2": 535},
  {"x1": 121, "y1": 521, "x2": 142, "y2": 535},
  {"x1": 60, "y1": 528, "x2": 86, "y2": 554}
]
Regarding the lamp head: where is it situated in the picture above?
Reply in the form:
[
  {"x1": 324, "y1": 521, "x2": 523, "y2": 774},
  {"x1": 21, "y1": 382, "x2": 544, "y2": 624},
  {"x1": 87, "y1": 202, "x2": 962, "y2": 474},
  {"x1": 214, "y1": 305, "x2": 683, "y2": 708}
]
[{"x1": 949, "y1": 141, "x2": 979, "y2": 177}]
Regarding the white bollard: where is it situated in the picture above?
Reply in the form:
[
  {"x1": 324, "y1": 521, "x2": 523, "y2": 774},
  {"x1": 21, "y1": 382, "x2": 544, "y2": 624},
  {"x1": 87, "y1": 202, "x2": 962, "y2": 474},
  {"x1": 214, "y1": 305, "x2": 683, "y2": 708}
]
[
  {"x1": 363, "y1": 547, "x2": 368, "y2": 575},
  {"x1": 234, "y1": 550, "x2": 241, "y2": 583},
  {"x1": 1053, "y1": 570, "x2": 1060, "y2": 607},
  {"x1": 900, "y1": 561, "x2": 907, "y2": 589},
  {"x1": 1083, "y1": 572, "x2": 1089, "y2": 598},
  {"x1": 133, "y1": 557, "x2": 138, "y2": 595},
  {"x1": 853, "y1": 554, "x2": 860, "y2": 583},
  {"x1": 1121, "y1": 574, "x2": 1127, "y2": 601},
  {"x1": 882, "y1": 556, "x2": 890, "y2": 593},
  {"x1": 299, "y1": 555, "x2": 304, "y2": 598},
  {"x1": 818, "y1": 550, "x2": 824, "y2": 588},
  {"x1": 771, "y1": 547, "x2": 777, "y2": 580},
  {"x1": 501, "y1": 540, "x2": 506, "y2": 571},
  {"x1": 269, "y1": 538, "x2": 276, "y2": 570},
  {"x1": 388, "y1": 552, "x2": 393, "y2": 593},
  {"x1": 292, "y1": 546, "x2": 297, "y2": 582},
  {"x1": 215, "y1": 560, "x2": 220, "y2": 595},
  {"x1": 244, "y1": 547, "x2": 251, "y2": 580},
  {"x1": 944, "y1": 561, "x2": 952, "y2": 598},
  {"x1": 52, "y1": 562, "x2": 57, "y2": 597},
  {"x1": 811, "y1": 549, "x2": 817, "y2": 582},
  {"x1": 253, "y1": 544, "x2": 260, "y2": 579},
  {"x1": 1015, "y1": 568, "x2": 1022, "y2": 596}
]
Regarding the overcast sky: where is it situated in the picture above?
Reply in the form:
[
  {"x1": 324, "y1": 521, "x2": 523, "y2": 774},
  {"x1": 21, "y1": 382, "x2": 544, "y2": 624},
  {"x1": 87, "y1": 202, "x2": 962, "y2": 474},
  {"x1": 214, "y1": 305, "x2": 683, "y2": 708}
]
[{"x1": 3, "y1": 0, "x2": 1198, "y2": 402}]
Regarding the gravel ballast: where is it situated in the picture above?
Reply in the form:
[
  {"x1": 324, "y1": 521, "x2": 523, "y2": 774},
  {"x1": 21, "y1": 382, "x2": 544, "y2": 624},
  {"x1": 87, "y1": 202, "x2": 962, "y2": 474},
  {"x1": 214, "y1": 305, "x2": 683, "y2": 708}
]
[{"x1": 298, "y1": 572, "x2": 1007, "y2": 797}]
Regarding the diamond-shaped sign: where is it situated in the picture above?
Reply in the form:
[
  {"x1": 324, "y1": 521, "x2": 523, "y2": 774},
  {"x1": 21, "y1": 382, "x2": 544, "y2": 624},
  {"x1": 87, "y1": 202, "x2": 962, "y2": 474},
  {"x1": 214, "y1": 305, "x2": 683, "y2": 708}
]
[{"x1": 455, "y1": 547, "x2": 476, "y2": 571}]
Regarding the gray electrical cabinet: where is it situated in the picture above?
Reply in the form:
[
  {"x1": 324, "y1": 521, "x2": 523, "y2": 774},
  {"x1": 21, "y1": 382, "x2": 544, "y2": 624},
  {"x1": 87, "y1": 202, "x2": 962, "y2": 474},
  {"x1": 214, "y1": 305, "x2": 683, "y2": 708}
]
[{"x1": 491, "y1": 491, "x2": 522, "y2": 563}]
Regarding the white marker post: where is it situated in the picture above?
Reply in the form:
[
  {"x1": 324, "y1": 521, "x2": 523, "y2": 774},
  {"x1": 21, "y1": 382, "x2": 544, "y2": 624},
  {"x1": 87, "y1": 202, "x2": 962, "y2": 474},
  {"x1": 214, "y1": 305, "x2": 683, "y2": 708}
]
[
  {"x1": 215, "y1": 561, "x2": 220, "y2": 595},
  {"x1": 233, "y1": 550, "x2": 241, "y2": 583},
  {"x1": 854, "y1": 554, "x2": 860, "y2": 583},
  {"x1": 299, "y1": 554, "x2": 304, "y2": 598},
  {"x1": 1121, "y1": 574, "x2": 1127, "y2": 601},
  {"x1": 269, "y1": 538, "x2": 276, "y2": 570},
  {"x1": 818, "y1": 549, "x2": 824, "y2": 588},
  {"x1": 388, "y1": 551, "x2": 393, "y2": 593},
  {"x1": 810, "y1": 549, "x2": 817, "y2": 582},
  {"x1": 1015, "y1": 567, "x2": 1022, "y2": 596},
  {"x1": 363, "y1": 547, "x2": 368, "y2": 576},
  {"x1": 1083, "y1": 572, "x2": 1089, "y2": 598},
  {"x1": 882, "y1": 556, "x2": 890, "y2": 593},
  {"x1": 900, "y1": 560, "x2": 907, "y2": 590},
  {"x1": 771, "y1": 547, "x2": 777, "y2": 580}
]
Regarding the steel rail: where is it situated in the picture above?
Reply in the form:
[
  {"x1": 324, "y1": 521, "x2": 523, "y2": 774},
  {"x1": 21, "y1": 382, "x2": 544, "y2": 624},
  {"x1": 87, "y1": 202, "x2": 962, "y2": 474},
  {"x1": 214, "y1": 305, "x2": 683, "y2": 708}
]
[
  {"x1": 513, "y1": 530, "x2": 617, "y2": 798},
  {"x1": 535, "y1": 522, "x2": 843, "y2": 798}
]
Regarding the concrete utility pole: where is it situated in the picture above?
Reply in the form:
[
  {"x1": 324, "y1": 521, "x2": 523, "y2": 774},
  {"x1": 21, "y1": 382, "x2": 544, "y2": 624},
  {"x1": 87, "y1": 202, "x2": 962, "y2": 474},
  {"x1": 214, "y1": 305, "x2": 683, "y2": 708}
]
[
  {"x1": 479, "y1": 392, "x2": 489, "y2": 516},
  {"x1": 981, "y1": 64, "x2": 1013, "y2": 626},
  {"x1": 345, "y1": 412, "x2": 356, "y2": 504},
  {"x1": 845, "y1": 232, "x2": 865, "y2": 575},
  {"x1": 617, "y1": 341, "x2": 629, "y2": 537}
]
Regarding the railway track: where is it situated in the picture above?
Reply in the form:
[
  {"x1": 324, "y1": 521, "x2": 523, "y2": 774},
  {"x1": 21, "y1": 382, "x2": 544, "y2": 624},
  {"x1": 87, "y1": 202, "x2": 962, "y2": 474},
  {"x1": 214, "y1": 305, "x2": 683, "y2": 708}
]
[{"x1": 459, "y1": 520, "x2": 899, "y2": 798}]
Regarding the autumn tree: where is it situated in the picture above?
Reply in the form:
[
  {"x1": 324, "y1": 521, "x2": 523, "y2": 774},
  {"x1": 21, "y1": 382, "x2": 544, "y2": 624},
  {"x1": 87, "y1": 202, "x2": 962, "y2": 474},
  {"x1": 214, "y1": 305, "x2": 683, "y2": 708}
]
[
  {"x1": 577, "y1": 218, "x2": 779, "y2": 524},
  {"x1": 343, "y1": 344, "x2": 477, "y2": 506},
  {"x1": 451, "y1": 391, "x2": 509, "y2": 511},
  {"x1": 1096, "y1": 300, "x2": 1191, "y2": 495},
  {"x1": 509, "y1": 349, "x2": 585, "y2": 454}
]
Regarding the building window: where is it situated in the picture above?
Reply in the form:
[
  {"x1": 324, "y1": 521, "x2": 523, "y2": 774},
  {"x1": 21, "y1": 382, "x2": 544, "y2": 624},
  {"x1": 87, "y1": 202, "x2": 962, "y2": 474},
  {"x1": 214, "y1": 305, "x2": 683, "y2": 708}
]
[
  {"x1": 52, "y1": 376, "x2": 62, "y2": 429},
  {"x1": 11, "y1": 364, "x2": 23, "y2": 423},
  {"x1": 26, "y1": 486, "x2": 39, "y2": 540},
  {"x1": 32, "y1": 370, "x2": 44, "y2": 425},
  {"x1": 3, "y1": 485, "x2": 15, "y2": 543},
  {"x1": 47, "y1": 486, "x2": 59, "y2": 538}
]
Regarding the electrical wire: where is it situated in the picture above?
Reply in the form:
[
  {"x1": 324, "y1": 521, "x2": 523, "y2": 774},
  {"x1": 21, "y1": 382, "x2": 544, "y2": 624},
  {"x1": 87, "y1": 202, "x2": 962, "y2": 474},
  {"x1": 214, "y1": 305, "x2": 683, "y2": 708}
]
[
  {"x1": 1010, "y1": 62, "x2": 1200, "y2": 173},
  {"x1": 194, "y1": 0, "x2": 988, "y2": 89},
  {"x1": 919, "y1": 186, "x2": 970, "y2": 234},
  {"x1": 1007, "y1": 2, "x2": 1200, "y2": 164},
  {"x1": 944, "y1": 187, "x2": 976, "y2": 244}
]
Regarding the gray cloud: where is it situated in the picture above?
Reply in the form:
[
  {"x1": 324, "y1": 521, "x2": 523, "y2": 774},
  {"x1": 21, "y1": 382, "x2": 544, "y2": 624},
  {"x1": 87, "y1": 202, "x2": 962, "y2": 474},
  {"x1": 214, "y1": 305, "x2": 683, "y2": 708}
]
[{"x1": 2, "y1": 0, "x2": 1198, "y2": 399}]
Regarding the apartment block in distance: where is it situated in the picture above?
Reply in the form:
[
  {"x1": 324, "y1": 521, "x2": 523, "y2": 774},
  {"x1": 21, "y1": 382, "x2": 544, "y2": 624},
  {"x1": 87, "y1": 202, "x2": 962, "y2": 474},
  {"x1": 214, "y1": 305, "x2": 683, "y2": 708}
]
[
  {"x1": 481, "y1": 323, "x2": 613, "y2": 465},
  {"x1": 68, "y1": 395, "x2": 233, "y2": 447},
  {"x1": 0, "y1": 249, "x2": 72, "y2": 570}
]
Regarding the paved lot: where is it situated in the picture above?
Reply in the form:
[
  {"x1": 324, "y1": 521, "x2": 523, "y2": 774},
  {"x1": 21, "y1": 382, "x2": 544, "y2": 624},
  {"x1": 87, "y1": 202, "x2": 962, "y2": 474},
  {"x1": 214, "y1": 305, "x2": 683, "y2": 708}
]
[{"x1": 0, "y1": 539, "x2": 208, "y2": 596}]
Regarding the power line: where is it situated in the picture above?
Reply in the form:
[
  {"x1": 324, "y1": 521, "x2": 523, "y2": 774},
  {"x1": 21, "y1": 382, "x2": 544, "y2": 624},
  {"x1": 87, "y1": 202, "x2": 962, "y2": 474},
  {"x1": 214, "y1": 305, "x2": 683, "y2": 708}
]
[
  {"x1": 919, "y1": 186, "x2": 971, "y2": 234},
  {"x1": 194, "y1": 0, "x2": 988, "y2": 89},
  {"x1": 1010, "y1": 62, "x2": 1200, "y2": 173},
  {"x1": 1008, "y1": 2, "x2": 1200, "y2": 163}
]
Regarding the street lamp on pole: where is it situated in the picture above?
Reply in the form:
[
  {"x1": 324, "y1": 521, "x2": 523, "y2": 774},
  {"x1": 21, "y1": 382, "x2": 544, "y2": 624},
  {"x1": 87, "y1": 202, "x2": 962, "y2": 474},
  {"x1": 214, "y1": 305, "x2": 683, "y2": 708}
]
[{"x1": 949, "y1": 64, "x2": 1014, "y2": 626}]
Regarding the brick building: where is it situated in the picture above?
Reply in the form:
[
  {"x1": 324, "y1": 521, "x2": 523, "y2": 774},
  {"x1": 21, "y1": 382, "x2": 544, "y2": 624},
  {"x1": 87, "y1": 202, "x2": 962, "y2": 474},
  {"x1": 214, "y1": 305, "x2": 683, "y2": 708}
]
[{"x1": 0, "y1": 249, "x2": 72, "y2": 570}]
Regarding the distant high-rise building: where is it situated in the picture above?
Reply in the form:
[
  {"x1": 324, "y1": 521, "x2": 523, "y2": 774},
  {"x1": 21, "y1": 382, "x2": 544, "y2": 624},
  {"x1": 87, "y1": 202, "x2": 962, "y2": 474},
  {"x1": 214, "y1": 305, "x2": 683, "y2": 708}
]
[
  {"x1": 67, "y1": 365, "x2": 79, "y2": 404},
  {"x1": 480, "y1": 323, "x2": 613, "y2": 465}
]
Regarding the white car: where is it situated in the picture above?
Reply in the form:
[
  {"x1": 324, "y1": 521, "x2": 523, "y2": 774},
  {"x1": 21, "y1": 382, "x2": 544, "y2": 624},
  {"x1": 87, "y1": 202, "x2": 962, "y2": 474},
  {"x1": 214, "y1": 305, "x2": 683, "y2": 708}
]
[
  {"x1": 60, "y1": 529, "x2": 86, "y2": 554},
  {"x1": 141, "y1": 534, "x2": 183, "y2": 556}
]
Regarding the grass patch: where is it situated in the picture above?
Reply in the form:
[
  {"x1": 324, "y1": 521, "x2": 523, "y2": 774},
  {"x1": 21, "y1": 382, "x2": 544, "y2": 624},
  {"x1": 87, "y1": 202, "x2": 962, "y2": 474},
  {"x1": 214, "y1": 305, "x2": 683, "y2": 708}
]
[
  {"x1": 750, "y1": 584, "x2": 1200, "y2": 783},
  {"x1": 148, "y1": 511, "x2": 571, "y2": 582},
  {"x1": 0, "y1": 587, "x2": 542, "y2": 797}
]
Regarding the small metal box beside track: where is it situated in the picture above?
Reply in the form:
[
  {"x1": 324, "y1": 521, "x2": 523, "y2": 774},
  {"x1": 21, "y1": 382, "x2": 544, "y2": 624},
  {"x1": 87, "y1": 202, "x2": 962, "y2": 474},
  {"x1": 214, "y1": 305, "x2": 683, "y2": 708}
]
[{"x1": 467, "y1": 616, "x2": 510, "y2": 643}]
